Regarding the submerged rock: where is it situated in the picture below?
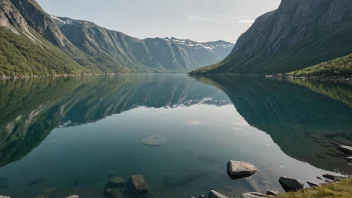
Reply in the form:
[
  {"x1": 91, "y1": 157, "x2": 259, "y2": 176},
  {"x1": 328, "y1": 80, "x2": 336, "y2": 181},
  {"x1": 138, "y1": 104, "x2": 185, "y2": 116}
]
[
  {"x1": 109, "y1": 177, "x2": 125, "y2": 187},
  {"x1": 346, "y1": 157, "x2": 352, "y2": 163},
  {"x1": 107, "y1": 189, "x2": 124, "y2": 198},
  {"x1": 279, "y1": 177, "x2": 304, "y2": 192},
  {"x1": 208, "y1": 190, "x2": 229, "y2": 198},
  {"x1": 142, "y1": 136, "x2": 166, "y2": 146},
  {"x1": 66, "y1": 196, "x2": 79, "y2": 198},
  {"x1": 227, "y1": 161, "x2": 258, "y2": 179},
  {"x1": 338, "y1": 145, "x2": 352, "y2": 154},
  {"x1": 131, "y1": 175, "x2": 149, "y2": 196},
  {"x1": 241, "y1": 192, "x2": 266, "y2": 198}
]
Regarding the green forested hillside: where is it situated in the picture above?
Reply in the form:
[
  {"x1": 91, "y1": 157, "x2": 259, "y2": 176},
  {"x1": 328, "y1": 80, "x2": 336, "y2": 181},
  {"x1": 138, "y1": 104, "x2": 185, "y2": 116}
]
[
  {"x1": 0, "y1": 27, "x2": 90, "y2": 76},
  {"x1": 288, "y1": 53, "x2": 352, "y2": 78}
]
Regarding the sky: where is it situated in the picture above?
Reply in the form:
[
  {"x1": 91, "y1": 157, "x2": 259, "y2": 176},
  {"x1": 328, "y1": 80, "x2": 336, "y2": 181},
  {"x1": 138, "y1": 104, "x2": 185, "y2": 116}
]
[{"x1": 36, "y1": 0, "x2": 280, "y2": 43}]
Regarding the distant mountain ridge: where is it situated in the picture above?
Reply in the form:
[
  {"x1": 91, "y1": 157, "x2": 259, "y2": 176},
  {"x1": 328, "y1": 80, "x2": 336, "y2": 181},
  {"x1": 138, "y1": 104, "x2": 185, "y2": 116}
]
[
  {"x1": 191, "y1": 0, "x2": 352, "y2": 75},
  {"x1": 0, "y1": 0, "x2": 233, "y2": 77}
]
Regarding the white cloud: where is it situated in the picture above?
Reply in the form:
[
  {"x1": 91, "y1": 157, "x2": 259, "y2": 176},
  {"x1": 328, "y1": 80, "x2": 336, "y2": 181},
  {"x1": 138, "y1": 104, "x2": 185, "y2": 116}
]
[
  {"x1": 234, "y1": 16, "x2": 249, "y2": 19},
  {"x1": 237, "y1": 19, "x2": 255, "y2": 24},
  {"x1": 188, "y1": 16, "x2": 214, "y2": 21}
]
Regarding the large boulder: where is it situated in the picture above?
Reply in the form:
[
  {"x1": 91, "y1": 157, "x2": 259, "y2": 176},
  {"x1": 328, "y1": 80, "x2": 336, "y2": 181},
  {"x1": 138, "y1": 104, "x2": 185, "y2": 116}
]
[
  {"x1": 279, "y1": 177, "x2": 304, "y2": 192},
  {"x1": 338, "y1": 145, "x2": 352, "y2": 154},
  {"x1": 131, "y1": 175, "x2": 149, "y2": 196},
  {"x1": 241, "y1": 192, "x2": 266, "y2": 198},
  {"x1": 208, "y1": 190, "x2": 229, "y2": 198},
  {"x1": 227, "y1": 161, "x2": 258, "y2": 179}
]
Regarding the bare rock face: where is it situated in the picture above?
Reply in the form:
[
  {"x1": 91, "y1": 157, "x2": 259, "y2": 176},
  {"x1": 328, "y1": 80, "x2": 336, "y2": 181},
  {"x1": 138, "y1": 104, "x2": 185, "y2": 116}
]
[
  {"x1": 339, "y1": 145, "x2": 352, "y2": 154},
  {"x1": 279, "y1": 176, "x2": 304, "y2": 192},
  {"x1": 241, "y1": 192, "x2": 266, "y2": 198},
  {"x1": 131, "y1": 175, "x2": 149, "y2": 196},
  {"x1": 227, "y1": 161, "x2": 258, "y2": 179},
  {"x1": 208, "y1": 190, "x2": 229, "y2": 198}
]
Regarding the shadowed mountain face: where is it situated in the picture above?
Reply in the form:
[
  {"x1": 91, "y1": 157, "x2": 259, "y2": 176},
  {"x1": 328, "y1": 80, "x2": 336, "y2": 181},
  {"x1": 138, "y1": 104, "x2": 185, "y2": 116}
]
[
  {"x1": 195, "y1": 76, "x2": 352, "y2": 173},
  {"x1": 0, "y1": 76, "x2": 230, "y2": 167},
  {"x1": 191, "y1": 0, "x2": 352, "y2": 75}
]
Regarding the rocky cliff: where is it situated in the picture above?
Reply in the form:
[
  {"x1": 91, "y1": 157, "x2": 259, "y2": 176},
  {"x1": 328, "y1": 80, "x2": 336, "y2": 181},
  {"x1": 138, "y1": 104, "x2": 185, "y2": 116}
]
[{"x1": 191, "y1": 0, "x2": 352, "y2": 75}]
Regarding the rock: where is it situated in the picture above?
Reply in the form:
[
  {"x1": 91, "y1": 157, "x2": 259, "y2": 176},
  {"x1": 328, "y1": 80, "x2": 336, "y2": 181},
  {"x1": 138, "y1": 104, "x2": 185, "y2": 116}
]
[
  {"x1": 307, "y1": 181, "x2": 320, "y2": 188},
  {"x1": 266, "y1": 190, "x2": 279, "y2": 196},
  {"x1": 208, "y1": 190, "x2": 229, "y2": 198},
  {"x1": 142, "y1": 136, "x2": 166, "y2": 146},
  {"x1": 325, "y1": 179, "x2": 334, "y2": 184},
  {"x1": 241, "y1": 192, "x2": 266, "y2": 198},
  {"x1": 199, "y1": 195, "x2": 205, "y2": 198},
  {"x1": 346, "y1": 157, "x2": 352, "y2": 163},
  {"x1": 108, "y1": 177, "x2": 125, "y2": 187},
  {"x1": 227, "y1": 161, "x2": 258, "y2": 179},
  {"x1": 131, "y1": 175, "x2": 149, "y2": 196},
  {"x1": 322, "y1": 174, "x2": 347, "y2": 181},
  {"x1": 66, "y1": 196, "x2": 79, "y2": 198},
  {"x1": 279, "y1": 177, "x2": 304, "y2": 192},
  {"x1": 0, "y1": 196, "x2": 10, "y2": 198},
  {"x1": 338, "y1": 145, "x2": 352, "y2": 154},
  {"x1": 317, "y1": 176, "x2": 323, "y2": 180},
  {"x1": 107, "y1": 189, "x2": 124, "y2": 198}
]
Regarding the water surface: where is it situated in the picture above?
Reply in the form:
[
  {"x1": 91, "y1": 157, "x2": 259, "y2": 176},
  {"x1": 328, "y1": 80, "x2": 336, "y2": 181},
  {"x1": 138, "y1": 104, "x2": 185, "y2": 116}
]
[{"x1": 0, "y1": 75, "x2": 351, "y2": 198}]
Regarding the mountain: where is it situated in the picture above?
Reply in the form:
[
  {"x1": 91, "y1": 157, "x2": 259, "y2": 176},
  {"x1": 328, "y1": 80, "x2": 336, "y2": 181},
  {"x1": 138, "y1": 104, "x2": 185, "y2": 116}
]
[
  {"x1": 0, "y1": 0, "x2": 233, "y2": 77},
  {"x1": 190, "y1": 0, "x2": 352, "y2": 75},
  {"x1": 288, "y1": 53, "x2": 352, "y2": 78}
]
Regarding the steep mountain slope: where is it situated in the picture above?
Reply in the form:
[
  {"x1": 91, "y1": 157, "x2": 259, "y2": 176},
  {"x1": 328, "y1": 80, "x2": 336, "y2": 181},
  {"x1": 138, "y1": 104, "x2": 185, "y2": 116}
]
[
  {"x1": 54, "y1": 17, "x2": 234, "y2": 72},
  {"x1": 191, "y1": 0, "x2": 352, "y2": 75},
  {"x1": 0, "y1": 0, "x2": 234, "y2": 76},
  {"x1": 288, "y1": 53, "x2": 352, "y2": 78},
  {"x1": 0, "y1": 0, "x2": 92, "y2": 76}
]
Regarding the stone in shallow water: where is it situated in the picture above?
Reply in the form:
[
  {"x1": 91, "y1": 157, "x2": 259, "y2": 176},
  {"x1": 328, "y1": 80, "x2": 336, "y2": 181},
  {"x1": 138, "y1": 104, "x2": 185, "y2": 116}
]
[
  {"x1": 142, "y1": 136, "x2": 166, "y2": 146},
  {"x1": 279, "y1": 176, "x2": 304, "y2": 192},
  {"x1": 266, "y1": 190, "x2": 279, "y2": 196},
  {"x1": 109, "y1": 177, "x2": 125, "y2": 187},
  {"x1": 322, "y1": 173, "x2": 347, "y2": 181},
  {"x1": 241, "y1": 192, "x2": 266, "y2": 198},
  {"x1": 307, "y1": 181, "x2": 320, "y2": 188},
  {"x1": 346, "y1": 157, "x2": 352, "y2": 163},
  {"x1": 208, "y1": 190, "x2": 229, "y2": 198},
  {"x1": 108, "y1": 189, "x2": 124, "y2": 198},
  {"x1": 131, "y1": 175, "x2": 149, "y2": 196},
  {"x1": 66, "y1": 196, "x2": 79, "y2": 198},
  {"x1": 338, "y1": 145, "x2": 352, "y2": 154},
  {"x1": 227, "y1": 161, "x2": 258, "y2": 180}
]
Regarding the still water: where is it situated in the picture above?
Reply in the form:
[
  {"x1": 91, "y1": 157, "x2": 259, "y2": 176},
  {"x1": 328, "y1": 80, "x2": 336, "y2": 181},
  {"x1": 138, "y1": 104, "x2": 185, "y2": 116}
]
[{"x1": 0, "y1": 75, "x2": 351, "y2": 198}]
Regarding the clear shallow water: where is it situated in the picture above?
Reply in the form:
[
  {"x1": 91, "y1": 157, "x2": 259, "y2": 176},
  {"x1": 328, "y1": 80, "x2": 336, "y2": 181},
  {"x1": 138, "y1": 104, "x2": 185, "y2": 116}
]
[{"x1": 0, "y1": 75, "x2": 351, "y2": 198}]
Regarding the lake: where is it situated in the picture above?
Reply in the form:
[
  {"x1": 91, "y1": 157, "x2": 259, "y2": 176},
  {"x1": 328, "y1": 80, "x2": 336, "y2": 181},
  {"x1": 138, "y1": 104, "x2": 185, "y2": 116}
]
[{"x1": 0, "y1": 75, "x2": 351, "y2": 198}]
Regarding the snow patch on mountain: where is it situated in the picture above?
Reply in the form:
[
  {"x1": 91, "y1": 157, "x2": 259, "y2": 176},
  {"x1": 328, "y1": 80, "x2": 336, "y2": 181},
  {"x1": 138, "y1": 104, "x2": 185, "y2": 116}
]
[{"x1": 165, "y1": 37, "x2": 234, "y2": 52}]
